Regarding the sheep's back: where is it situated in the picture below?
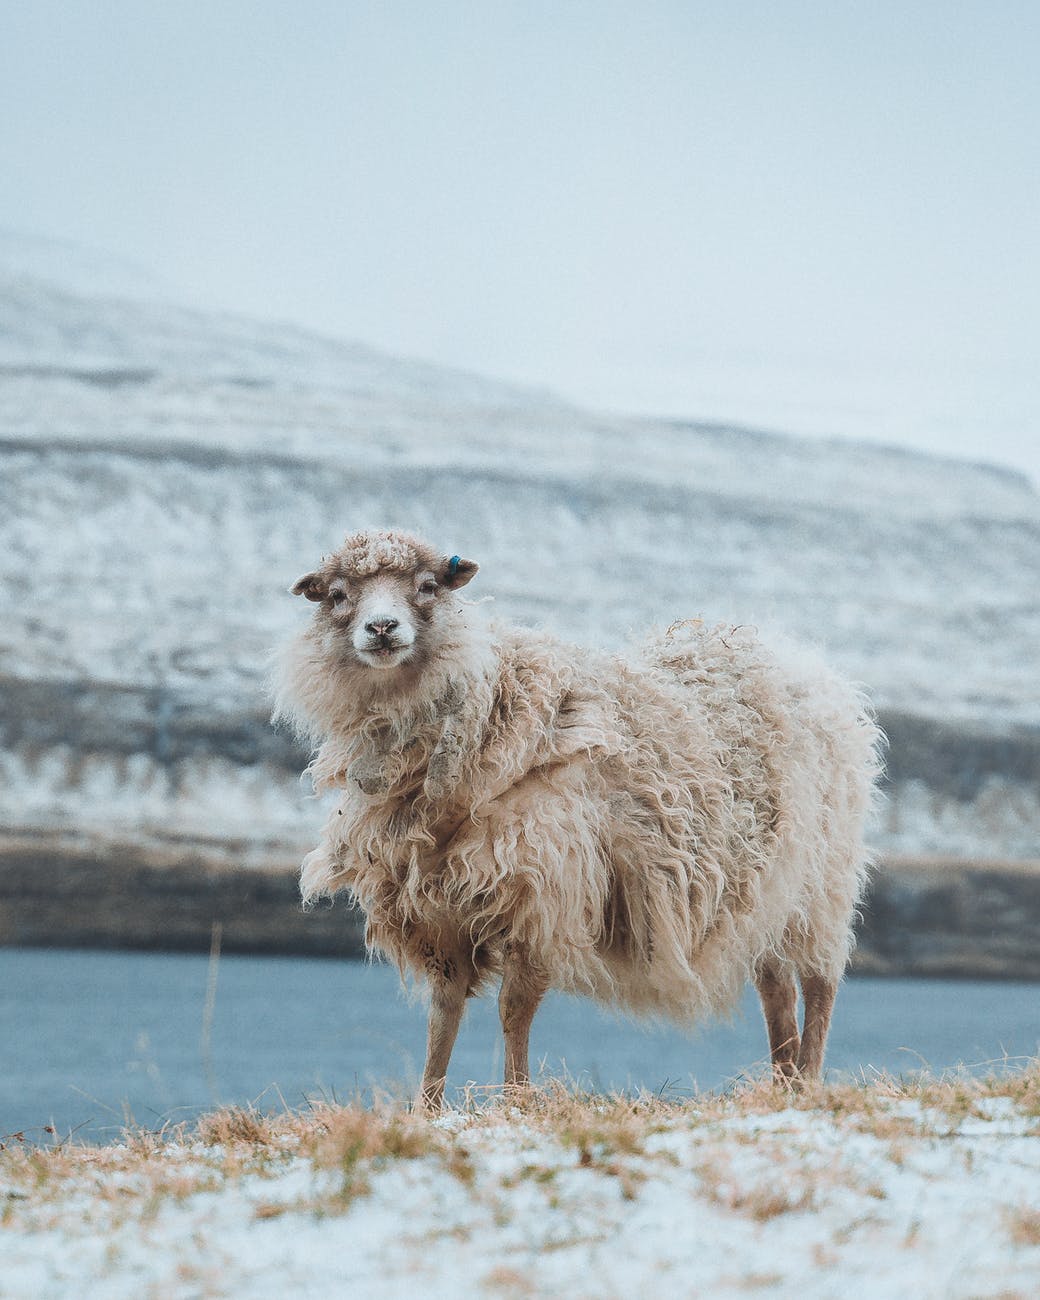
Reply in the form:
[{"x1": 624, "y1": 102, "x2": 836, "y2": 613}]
[{"x1": 572, "y1": 622, "x2": 882, "y2": 1013}]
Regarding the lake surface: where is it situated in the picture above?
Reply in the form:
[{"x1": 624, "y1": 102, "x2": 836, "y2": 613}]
[{"x1": 1, "y1": 948, "x2": 1037, "y2": 1143}]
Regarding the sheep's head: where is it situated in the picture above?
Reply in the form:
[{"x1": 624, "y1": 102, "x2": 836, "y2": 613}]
[{"x1": 291, "y1": 529, "x2": 478, "y2": 672}]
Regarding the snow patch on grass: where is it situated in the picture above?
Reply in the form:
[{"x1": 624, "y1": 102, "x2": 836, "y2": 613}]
[{"x1": 3, "y1": 1072, "x2": 1040, "y2": 1298}]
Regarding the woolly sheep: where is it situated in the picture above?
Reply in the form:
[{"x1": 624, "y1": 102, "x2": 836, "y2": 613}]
[{"x1": 274, "y1": 528, "x2": 883, "y2": 1106}]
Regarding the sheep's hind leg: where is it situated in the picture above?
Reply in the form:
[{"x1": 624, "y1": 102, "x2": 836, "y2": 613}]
[
  {"x1": 795, "y1": 972, "x2": 838, "y2": 1081},
  {"x1": 754, "y1": 961, "x2": 800, "y2": 1082},
  {"x1": 417, "y1": 956, "x2": 470, "y2": 1111},
  {"x1": 499, "y1": 944, "x2": 548, "y2": 1091}
]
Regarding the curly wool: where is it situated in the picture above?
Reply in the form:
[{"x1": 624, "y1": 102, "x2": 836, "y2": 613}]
[
  {"x1": 276, "y1": 594, "x2": 883, "y2": 1025},
  {"x1": 333, "y1": 529, "x2": 442, "y2": 579}
]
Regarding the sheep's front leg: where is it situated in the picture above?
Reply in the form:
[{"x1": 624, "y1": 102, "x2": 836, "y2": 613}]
[
  {"x1": 796, "y1": 972, "x2": 838, "y2": 1081},
  {"x1": 498, "y1": 944, "x2": 548, "y2": 1090},
  {"x1": 418, "y1": 956, "x2": 469, "y2": 1111}
]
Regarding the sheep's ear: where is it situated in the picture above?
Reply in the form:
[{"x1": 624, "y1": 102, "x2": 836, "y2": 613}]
[
  {"x1": 441, "y1": 555, "x2": 478, "y2": 590},
  {"x1": 291, "y1": 571, "x2": 327, "y2": 602}
]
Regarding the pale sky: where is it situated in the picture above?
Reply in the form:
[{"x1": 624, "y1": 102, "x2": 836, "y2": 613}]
[{"x1": 2, "y1": 1, "x2": 1038, "y2": 484}]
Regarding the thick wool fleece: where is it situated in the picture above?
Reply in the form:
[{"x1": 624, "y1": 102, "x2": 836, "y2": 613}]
[{"x1": 275, "y1": 558, "x2": 883, "y2": 1025}]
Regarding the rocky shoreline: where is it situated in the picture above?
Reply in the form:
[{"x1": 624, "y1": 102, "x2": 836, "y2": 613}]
[{"x1": 2, "y1": 830, "x2": 1038, "y2": 979}]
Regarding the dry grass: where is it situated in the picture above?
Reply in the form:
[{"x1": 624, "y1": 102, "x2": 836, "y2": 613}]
[
  {"x1": 481, "y1": 1264, "x2": 537, "y2": 1296},
  {"x1": 1006, "y1": 1207, "x2": 1040, "y2": 1247},
  {"x1": 678, "y1": 1058, "x2": 1040, "y2": 1138},
  {"x1": 2, "y1": 1062, "x2": 1038, "y2": 1232},
  {"x1": 196, "y1": 1105, "x2": 277, "y2": 1148}
]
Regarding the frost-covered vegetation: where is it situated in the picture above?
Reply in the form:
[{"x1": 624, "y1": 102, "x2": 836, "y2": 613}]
[
  {"x1": 1, "y1": 247, "x2": 1039, "y2": 865},
  {"x1": 3, "y1": 1072, "x2": 1040, "y2": 1297},
  {"x1": 2, "y1": 265, "x2": 1037, "y2": 723}
]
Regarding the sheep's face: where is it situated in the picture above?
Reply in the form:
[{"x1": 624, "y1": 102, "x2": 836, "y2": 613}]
[{"x1": 291, "y1": 530, "x2": 478, "y2": 674}]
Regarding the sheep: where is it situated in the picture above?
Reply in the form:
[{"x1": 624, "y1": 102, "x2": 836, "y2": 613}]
[{"x1": 274, "y1": 528, "x2": 883, "y2": 1106}]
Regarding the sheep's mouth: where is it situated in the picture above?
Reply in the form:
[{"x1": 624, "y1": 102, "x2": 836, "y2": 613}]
[{"x1": 356, "y1": 639, "x2": 414, "y2": 669}]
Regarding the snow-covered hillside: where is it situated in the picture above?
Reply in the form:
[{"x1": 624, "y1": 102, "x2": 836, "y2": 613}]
[{"x1": 1, "y1": 251, "x2": 1038, "y2": 860}]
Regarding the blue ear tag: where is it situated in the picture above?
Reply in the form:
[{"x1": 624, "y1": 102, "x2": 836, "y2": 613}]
[{"x1": 448, "y1": 555, "x2": 461, "y2": 578}]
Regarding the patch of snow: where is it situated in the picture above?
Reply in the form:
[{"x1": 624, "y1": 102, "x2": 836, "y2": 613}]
[{"x1": 3, "y1": 1104, "x2": 1040, "y2": 1298}]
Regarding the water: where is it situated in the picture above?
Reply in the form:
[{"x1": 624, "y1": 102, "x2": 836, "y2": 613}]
[{"x1": 1, "y1": 948, "x2": 1037, "y2": 1143}]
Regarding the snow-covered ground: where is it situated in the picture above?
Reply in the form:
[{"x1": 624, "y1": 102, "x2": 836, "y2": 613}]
[{"x1": 3, "y1": 1077, "x2": 1040, "y2": 1298}]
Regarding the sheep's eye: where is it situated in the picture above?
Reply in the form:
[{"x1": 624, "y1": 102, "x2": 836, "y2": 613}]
[
  {"x1": 330, "y1": 589, "x2": 348, "y2": 605},
  {"x1": 418, "y1": 580, "x2": 437, "y2": 596}
]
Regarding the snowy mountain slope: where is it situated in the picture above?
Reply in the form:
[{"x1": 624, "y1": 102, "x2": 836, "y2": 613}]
[
  {"x1": 1, "y1": 256, "x2": 1038, "y2": 861},
  {"x1": 1, "y1": 266, "x2": 1035, "y2": 521},
  {"x1": 0, "y1": 230, "x2": 164, "y2": 304}
]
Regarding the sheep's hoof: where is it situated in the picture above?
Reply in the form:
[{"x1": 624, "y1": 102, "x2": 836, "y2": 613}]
[{"x1": 415, "y1": 1082, "x2": 445, "y2": 1113}]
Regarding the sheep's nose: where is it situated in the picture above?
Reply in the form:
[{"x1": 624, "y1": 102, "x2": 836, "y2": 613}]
[{"x1": 365, "y1": 617, "x2": 399, "y2": 636}]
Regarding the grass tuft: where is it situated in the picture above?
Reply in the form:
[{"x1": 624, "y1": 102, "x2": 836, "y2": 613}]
[
  {"x1": 1006, "y1": 1207, "x2": 1040, "y2": 1247},
  {"x1": 2, "y1": 1060, "x2": 1038, "y2": 1235}
]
